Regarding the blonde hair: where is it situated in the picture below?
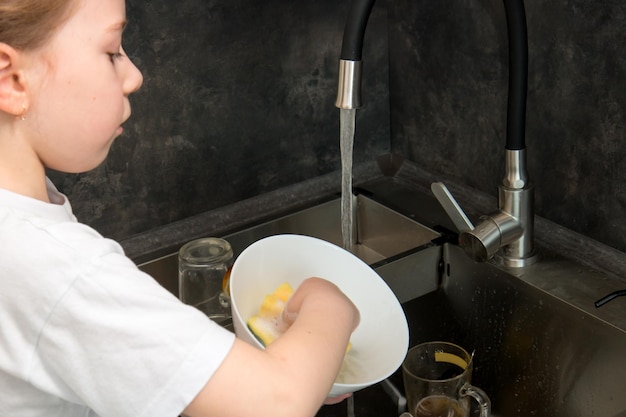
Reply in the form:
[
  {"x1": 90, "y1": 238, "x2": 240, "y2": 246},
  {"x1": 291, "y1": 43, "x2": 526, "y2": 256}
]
[{"x1": 0, "y1": 0, "x2": 77, "y2": 50}]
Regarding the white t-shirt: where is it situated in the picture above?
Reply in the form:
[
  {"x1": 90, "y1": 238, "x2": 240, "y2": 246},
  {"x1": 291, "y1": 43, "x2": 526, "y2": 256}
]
[{"x1": 0, "y1": 179, "x2": 236, "y2": 417}]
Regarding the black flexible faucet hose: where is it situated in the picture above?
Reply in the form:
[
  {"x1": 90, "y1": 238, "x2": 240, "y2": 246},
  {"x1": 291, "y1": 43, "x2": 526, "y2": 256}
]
[
  {"x1": 340, "y1": 0, "x2": 376, "y2": 61},
  {"x1": 503, "y1": 0, "x2": 529, "y2": 151},
  {"x1": 338, "y1": 0, "x2": 528, "y2": 148}
]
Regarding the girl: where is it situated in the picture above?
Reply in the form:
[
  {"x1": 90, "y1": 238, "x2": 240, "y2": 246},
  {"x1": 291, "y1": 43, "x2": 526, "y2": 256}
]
[{"x1": 0, "y1": 1, "x2": 359, "y2": 416}]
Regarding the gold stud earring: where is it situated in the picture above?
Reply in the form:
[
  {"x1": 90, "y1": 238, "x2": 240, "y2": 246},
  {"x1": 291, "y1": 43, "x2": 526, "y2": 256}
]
[{"x1": 18, "y1": 104, "x2": 27, "y2": 121}]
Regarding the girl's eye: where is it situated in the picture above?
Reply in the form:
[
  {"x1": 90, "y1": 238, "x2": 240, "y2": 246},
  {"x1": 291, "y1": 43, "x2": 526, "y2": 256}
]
[{"x1": 108, "y1": 51, "x2": 125, "y2": 63}]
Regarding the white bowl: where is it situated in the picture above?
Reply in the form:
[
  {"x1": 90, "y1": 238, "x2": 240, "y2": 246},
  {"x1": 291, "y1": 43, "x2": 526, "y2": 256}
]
[{"x1": 229, "y1": 234, "x2": 409, "y2": 397}]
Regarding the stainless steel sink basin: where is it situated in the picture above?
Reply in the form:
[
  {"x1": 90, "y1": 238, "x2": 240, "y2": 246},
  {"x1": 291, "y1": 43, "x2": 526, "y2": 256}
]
[
  {"x1": 396, "y1": 244, "x2": 626, "y2": 417},
  {"x1": 138, "y1": 185, "x2": 626, "y2": 417},
  {"x1": 139, "y1": 193, "x2": 442, "y2": 301}
]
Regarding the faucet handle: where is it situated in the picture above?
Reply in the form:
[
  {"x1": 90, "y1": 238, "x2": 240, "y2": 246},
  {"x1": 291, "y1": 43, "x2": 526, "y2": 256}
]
[
  {"x1": 431, "y1": 181, "x2": 523, "y2": 262},
  {"x1": 430, "y1": 182, "x2": 474, "y2": 232}
]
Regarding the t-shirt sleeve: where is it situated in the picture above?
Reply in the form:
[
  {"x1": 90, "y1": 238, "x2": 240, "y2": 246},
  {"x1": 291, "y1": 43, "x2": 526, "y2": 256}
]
[{"x1": 28, "y1": 249, "x2": 236, "y2": 417}]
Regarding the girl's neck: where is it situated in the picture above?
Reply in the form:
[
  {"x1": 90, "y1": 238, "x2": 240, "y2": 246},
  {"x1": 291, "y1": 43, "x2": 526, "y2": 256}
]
[
  {"x1": 0, "y1": 170, "x2": 50, "y2": 203},
  {"x1": 0, "y1": 127, "x2": 50, "y2": 203}
]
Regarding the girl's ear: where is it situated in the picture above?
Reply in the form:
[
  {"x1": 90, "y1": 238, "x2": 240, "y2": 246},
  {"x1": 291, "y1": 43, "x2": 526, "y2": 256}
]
[{"x1": 0, "y1": 43, "x2": 29, "y2": 118}]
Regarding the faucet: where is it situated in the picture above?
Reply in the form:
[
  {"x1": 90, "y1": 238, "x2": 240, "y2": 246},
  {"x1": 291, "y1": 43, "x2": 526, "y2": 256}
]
[
  {"x1": 335, "y1": 0, "x2": 538, "y2": 267},
  {"x1": 431, "y1": 0, "x2": 538, "y2": 268}
]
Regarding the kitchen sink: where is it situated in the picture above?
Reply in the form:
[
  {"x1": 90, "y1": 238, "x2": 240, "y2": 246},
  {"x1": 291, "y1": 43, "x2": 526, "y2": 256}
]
[
  {"x1": 139, "y1": 193, "x2": 442, "y2": 302},
  {"x1": 398, "y1": 244, "x2": 626, "y2": 417},
  {"x1": 138, "y1": 184, "x2": 626, "y2": 417}
]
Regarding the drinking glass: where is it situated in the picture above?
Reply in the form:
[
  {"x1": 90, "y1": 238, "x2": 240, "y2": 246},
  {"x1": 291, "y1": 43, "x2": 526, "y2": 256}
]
[
  {"x1": 178, "y1": 237, "x2": 233, "y2": 326},
  {"x1": 402, "y1": 341, "x2": 490, "y2": 417}
]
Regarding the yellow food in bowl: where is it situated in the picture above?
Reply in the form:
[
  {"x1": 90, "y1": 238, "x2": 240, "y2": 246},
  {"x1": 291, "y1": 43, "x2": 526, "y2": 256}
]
[
  {"x1": 247, "y1": 282, "x2": 294, "y2": 346},
  {"x1": 247, "y1": 282, "x2": 351, "y2": 353}
]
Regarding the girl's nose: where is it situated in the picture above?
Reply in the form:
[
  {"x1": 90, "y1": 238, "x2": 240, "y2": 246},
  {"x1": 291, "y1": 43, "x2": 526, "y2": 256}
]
[{"x1": 122, "y1": 47, "x2": 143, "y2": 95}]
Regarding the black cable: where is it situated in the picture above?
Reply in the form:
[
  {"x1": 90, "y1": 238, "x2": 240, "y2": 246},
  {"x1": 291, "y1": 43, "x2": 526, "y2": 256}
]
[{"x1": 594, "y1": 289, "x2": 626, "y2": 308}]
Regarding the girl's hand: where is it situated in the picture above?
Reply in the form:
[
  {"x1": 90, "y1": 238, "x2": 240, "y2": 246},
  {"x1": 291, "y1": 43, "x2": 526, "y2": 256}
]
[{"x1": 280, "y1": 277, "x2": 360, "y2": 332}]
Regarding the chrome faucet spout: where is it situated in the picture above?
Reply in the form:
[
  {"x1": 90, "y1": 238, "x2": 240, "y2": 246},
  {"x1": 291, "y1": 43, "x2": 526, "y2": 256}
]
[{"x1": 336, "y1": 60, "x2": 363, "y2": 109}]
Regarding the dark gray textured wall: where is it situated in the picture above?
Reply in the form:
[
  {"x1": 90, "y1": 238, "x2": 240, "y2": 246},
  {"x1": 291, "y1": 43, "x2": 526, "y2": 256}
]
[
  {"x1": 49, "y1": 0, "x2": 625, "y2": 256},
  {"x1": 48, "y1": 0, "x2": 390, "y2": 240},
  {"x1": 389, "y1": 0, "x2": 626, "y2": 253}
]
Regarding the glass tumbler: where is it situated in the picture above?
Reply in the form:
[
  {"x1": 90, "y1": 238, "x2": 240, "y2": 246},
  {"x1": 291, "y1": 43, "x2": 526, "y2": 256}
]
[
  {"x1": 402, "y1": 341, "x2": 491, "y2": 417},
  {"x1": 178, "y1": 237, "x2": 233, "y2": 325}
]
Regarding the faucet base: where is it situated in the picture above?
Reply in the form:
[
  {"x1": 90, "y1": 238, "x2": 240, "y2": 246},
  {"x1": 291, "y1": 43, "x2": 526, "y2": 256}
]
[{"x1": 494, "y1": 250, "x2": 540, "y2": 268}]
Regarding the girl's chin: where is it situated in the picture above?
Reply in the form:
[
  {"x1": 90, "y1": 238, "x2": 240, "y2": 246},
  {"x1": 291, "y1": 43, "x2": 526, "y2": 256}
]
[{"x1": 50, "y1": 133, "x2": 121, "y2": 173}]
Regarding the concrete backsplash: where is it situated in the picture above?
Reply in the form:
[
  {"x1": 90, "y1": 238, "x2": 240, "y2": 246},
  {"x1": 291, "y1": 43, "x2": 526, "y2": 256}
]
[
  {"x1": 388, "y1": 0, "x2": 626, "y2": 253},
  {"x1": 48, "y1": 0, "x2": 625, "y2": 255}
]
